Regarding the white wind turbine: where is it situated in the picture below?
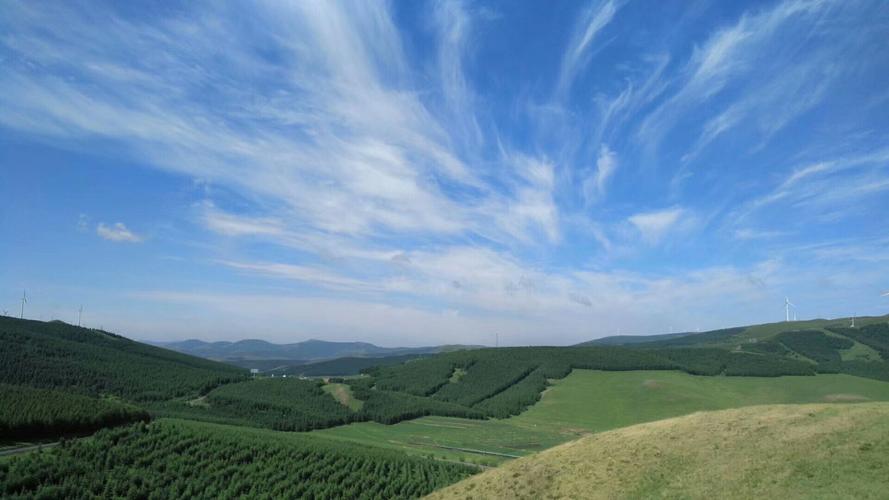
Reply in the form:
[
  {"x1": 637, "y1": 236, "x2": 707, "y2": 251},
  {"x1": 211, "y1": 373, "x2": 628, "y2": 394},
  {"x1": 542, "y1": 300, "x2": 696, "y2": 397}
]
[
  {"x1": 784, "y1": 297, "x2": 795, "y2": 322},
  {"x1": 20, "y1": 290, "x2": 28, "y2": 319}
]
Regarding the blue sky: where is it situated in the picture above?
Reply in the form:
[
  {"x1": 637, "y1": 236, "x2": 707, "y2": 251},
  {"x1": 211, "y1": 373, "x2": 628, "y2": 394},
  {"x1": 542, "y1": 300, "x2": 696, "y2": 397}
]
[{"x1": 2, "y1": 0, "x2": 888, "y2": 345}]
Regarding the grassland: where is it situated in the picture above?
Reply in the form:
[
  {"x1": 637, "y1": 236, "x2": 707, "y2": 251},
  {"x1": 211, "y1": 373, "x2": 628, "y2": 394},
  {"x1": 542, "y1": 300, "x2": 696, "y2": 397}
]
[
  {"x1": 315, "y1": 369, "x2": 889, "y2": 464},
  {"x1": 322, "y1": 383, "x2": 364, "y2": 411},
  {"x1": 428, "y1": 402, "x2": 889, "y2": 499}
]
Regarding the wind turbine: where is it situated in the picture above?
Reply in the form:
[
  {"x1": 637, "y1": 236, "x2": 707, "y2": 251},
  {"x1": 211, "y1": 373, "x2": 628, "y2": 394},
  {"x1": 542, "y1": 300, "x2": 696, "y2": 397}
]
[
  {"x1": 784, "y1": 297, "x2": 795, "y2": 322},
  {"x1": 77, "y1": 306, "x2": 83, "y2": 327},
  {"x1": 20, "y1": 290, "x2": 27, "y2": 319},
  {"x1": 851, "y1": 314, "x2": 856, "y2": 328}
]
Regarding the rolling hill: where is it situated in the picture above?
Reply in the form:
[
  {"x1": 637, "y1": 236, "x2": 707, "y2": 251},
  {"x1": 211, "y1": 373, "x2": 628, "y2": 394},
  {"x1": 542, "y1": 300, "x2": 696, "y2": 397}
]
[
  {"x1": 5, "y1": 314, "x2": 889, "y2": 498},
  {"x1": 0, "y1": 316, "x2": 245, "y2": 401},
  {"x1": 317, "y1": 368, "x2": 889, "y2": 464},
  {"x1": 584, "y1": 315, "x2": 889, "y2": 350},
  {"x1": 428, "y1": 402, "x2": 889, "y2": 499}
]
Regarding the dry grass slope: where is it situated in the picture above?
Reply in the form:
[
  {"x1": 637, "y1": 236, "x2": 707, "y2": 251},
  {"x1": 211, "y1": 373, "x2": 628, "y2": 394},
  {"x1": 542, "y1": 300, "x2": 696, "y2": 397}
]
[{"x1": 427, "y1": 403, "x2": 889, "y2": 500}]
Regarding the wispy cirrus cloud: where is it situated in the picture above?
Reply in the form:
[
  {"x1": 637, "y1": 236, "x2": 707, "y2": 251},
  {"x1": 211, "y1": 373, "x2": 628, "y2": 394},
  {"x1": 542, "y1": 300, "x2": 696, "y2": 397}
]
[
  {"x1": 638, "y1": 0, "x2": 836, "y2": 155},
  {"x1": 3, "y1": 0, "x2": 888, "y2": 343},
  {"x1": 557, "y1": 0, "x2": 622, "y2": 98}
]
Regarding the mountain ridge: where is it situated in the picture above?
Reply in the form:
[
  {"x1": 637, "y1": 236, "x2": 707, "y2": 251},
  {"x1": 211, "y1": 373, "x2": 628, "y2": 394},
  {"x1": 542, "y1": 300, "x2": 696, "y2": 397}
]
[{"x1": 153, "y1": 338, "x2": 483, "y2": 363}]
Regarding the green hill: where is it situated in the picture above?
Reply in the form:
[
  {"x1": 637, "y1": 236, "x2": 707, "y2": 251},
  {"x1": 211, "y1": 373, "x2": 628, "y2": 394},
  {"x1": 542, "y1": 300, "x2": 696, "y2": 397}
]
[
  {"x1": 0, "y1": 316, "x2": 245, "y2": 401},
  {"x1": 428, "y1": 402, "x2": 889, "y2": 499},
  {"x1": 316, "y1": 368, "x2": 889, "y2": 464},
  {"x1": 581, "y1": 316, "x2": 889, "y2": 384}
]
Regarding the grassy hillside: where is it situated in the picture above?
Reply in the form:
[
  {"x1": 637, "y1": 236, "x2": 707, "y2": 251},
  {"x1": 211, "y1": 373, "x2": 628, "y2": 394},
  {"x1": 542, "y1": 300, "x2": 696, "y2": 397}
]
[
  {"x1": 316, "y1": 369, "x2": 889, "y2": 464},
  {"x1": 0, "y1": 418, "x2": 476, "y2": 499},
  {"x1": 0, "y1": 316, "x2": 245, "y2": 401},
  {"x1": 512, "y1": 370, "x2": 889, "y2": 433},
  {"x1": 428, "y1": 403, "x2": 889, "y2": 499}
]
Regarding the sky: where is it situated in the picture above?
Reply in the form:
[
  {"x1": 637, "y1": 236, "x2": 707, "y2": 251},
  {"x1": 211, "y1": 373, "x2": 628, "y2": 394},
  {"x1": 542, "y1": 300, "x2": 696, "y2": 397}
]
[{"x1": 1, "y1": 0, "x2": 888, "y2": 346}]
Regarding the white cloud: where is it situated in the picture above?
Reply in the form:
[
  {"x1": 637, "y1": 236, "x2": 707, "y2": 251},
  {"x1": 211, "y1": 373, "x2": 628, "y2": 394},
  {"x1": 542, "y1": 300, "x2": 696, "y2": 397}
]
[
  {"x1": 200, "y1": 204, "x2": 286, "y2": 238},
  {"x1": 584, "y1": 144, "x2": 618, "y2": 202},
  {"x1": 219, "y1": 260, "x2": 380, "y2": 292},
  {"x1": 628, "y1": 207, "x2": 685, "y2": 244},
  {"x1": 736, "y1": 148, "x2": 889, "y2": 221},
  {"x1": 120, "y1": 255, "x2": 793, "y2": 345},
  {"x1": 638, "y1": 0, "x2": 833, "y2": 152},
  {"x1": 557, "y1": 0, "x2": 621, "y2": 97},
  {"x1": 97, "y1": 222, "x2": 143, "y2": 243}
]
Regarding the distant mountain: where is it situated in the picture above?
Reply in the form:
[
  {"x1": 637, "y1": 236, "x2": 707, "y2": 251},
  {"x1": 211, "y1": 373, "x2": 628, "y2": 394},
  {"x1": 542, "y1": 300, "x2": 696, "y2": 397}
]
[{"x1": 154, "y1": 338, "x2": 482, "y2": 365}]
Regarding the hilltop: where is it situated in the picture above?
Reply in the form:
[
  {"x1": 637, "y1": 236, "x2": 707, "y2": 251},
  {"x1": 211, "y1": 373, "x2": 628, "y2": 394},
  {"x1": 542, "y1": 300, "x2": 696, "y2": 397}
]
[
  {"x1": 584, "y1": 314, "x2": 889, "y2": 350},
  {"x1": 428, "y1": 402, "x2": 889, "y2": 499}
]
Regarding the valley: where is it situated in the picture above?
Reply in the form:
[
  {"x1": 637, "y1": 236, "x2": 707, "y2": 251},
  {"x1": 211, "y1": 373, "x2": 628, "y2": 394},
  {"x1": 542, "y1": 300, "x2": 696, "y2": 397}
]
[{"x1": 3, "y1": 314, "x2": 889, "y2": 497}]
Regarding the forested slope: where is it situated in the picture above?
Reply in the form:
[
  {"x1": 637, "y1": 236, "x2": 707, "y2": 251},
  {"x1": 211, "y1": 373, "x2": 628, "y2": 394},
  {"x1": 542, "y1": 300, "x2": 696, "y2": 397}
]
[
  {"x1": 0, "y1": 316, "x2": 246, "y2": 401},
  {"x1": 0, "y1": 419, "x2": 476, "y2": 499},
  {"x1": 0, "y1": 384, "x2": 148, "y2": 442},
  {"x1": 357, "y1": 346, "x2": 816, "y2": 420}
]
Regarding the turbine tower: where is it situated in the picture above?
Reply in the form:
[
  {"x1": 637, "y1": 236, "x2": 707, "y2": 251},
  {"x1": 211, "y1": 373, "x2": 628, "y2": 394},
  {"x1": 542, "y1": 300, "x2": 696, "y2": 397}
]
[
  {"x1": 77, "y1": 305, "x2": 83, "y2": 327},
  {"x1": 784, "y1": 297, "x2": 795, "y2": 322},
  {"x1": 20, "y1": 290, "x2": 27, "y2": 319}
]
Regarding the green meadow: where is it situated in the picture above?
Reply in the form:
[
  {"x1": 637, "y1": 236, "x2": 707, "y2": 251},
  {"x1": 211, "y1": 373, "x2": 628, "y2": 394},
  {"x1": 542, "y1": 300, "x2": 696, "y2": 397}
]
[{"x1": 314, "y1": 369, "x2": 889, "y2": 464}]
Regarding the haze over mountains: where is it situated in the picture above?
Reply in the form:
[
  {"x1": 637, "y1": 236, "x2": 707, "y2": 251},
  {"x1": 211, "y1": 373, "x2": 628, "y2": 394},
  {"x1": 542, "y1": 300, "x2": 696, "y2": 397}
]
[{"x1": 155, "y1": 338, "x2": 482, "y2": 364}]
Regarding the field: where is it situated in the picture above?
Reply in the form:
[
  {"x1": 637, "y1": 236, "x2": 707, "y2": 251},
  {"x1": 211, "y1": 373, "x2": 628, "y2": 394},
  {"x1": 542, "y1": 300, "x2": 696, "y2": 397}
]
[
  {"x1": 429, "y1": 402, "x2": 889, "y2": 499},
  {"x1": 315, "y1": 369, "x2": 889, "y2": 464}
]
